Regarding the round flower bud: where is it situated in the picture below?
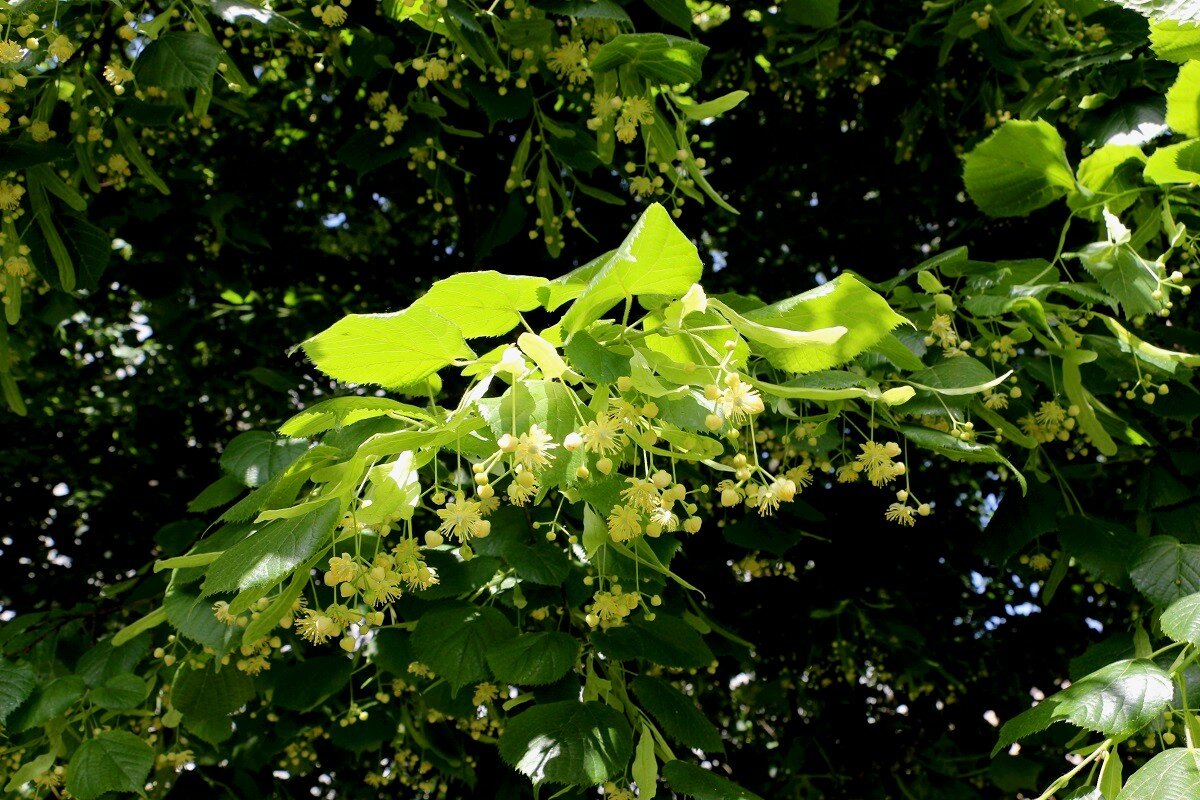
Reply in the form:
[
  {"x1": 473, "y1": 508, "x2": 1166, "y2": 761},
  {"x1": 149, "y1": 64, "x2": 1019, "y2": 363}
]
[
  {"x1": 564, "y1": 432, "x2": 583, "y2": 451},
  {"x1": 597, "y1": 457, "x2": 614, "y2": 475},
  {"x1": 705, "y1": 413, "x2": 723, "y2": 431},
  {"x1": 498, "y1": 433, "x2": 517, "y2": 453}
]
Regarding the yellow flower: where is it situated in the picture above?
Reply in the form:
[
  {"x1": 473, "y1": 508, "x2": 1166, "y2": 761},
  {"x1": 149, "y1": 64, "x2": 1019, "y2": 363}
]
[
  {"x1": 212, "y1": 600, "x2": 239, "y2": 624},
  {"x1": 591, "y1": 92, "x2": 616, "y2": 119},
  {"x1": 546, "y1": 39, "x2": 588, "y2": 85},
  {"x1": 884, "y1": 502, "x2": 916, "y2": 526},
  {"x1": 718, "y1": 376, "x2": 764, "y2": 421},
  {"x1": 620, "y1": 477, "x2": 660, "y2": 512},
  {"x1": 48, "y1": 35, "x2": 74, "y2": 62},
  {"x1": 296, "y1": 609, "x2": 340, "y2": 643},
  {"x1": 855, "y1": 440, "x2": 904, "y2": 487},
  {"x1": 368, "y1": 91, "x2": 389, "y2": 111},
  {"x1": 0, "y1": 40, "x2": 22, "y2": 64},
  {"x1": 324, "y1": 552, "x2": 361, "y2": 585},
  {"x1": 473, "y1": 683, "x2": 499, "y2": 705},
  {"x1": 579, "y1": 414, "x2": 624, "y2": 455},
  {"x1": 1035, "y1": 401, "x2": 1066, "y2": 429},
  {"x1": 383, "y1": 105, "x2": 407, "y2": 133},
  {"x1": 629, "y1": 175, "x2": 655, "y2": 198},
  {"x1": 0, "y1": 180, "x2": 24, "y2": 210},
  {"x1": 607, "y1": 504, "x2": 642, "y2": 542},
  {"x1": 424, "y1": 58, "x2": 449, "y2": 82},
  {"x1": 785, "y1": 464, "x2": 813, "y2": 490},
  {"x1": 507, "y1": 469, "x2": 538, "y2": 505},
  {"x1": 103, "y1": 63, "x2": 134, "y2": 87},
  {"x1": 436, "y1": 497, "x2": 483, "y2": 541},
  {"x1": 514, "y1": 424, "x2": 557, "y2": 472},
  {"x1": 591, "y1": 590, "x2": 631, "y2": 623},
  {"x1": 29, "y1": 121, "x2": 52, "y2": 142},
  {"x1": 319, "y1": 4, "x2": 348, "y2": 25},
  {"x1": 982, "y1": 389, "x2": 1008, "y2": 410},
  {"x1": 929, "y1": 313, "x2": 957, "y2": 349},
  {"x1": 621, "y1": 95, "x2": 654, "y2": 126}
]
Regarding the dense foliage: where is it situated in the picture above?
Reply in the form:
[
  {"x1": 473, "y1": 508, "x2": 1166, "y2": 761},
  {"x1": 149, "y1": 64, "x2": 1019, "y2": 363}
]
[{"x1": 9, "y1": 1, "x2": 1200, "y2": 799}]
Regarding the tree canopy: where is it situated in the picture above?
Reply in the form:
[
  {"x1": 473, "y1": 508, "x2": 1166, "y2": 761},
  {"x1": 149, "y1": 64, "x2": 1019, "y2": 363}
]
[{"x1": 5, "y1": 1, "x2": 1200, "y2": 799}]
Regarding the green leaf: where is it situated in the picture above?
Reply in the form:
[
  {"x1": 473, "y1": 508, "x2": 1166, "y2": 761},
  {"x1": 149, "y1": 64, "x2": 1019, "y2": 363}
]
[
  {"x1": 1114, "y1": 1, "x2": 1200, "y2": 24},
  {"x1": 5, "y1": 752, "x2": 56, "y2": 793},
  {"x1": 1071, "y1": 145, "x2": 1147, "y2": 219},
  {"x1": 477, "y1": 379, "x2": 584, "y2": 487},
  {"x1": 592, "y1": 615, "x2": 714, "y2": 668},
  {"x1": 279, "y1": 396, "x2": 434, "y2": 438},
  {"x1": 164, "y1": 581, "x2": 237, "y2": 652},
  {"x1": 187, "y1": 474, "x2": 246, "y2": 513},
  {"x1": 633, "y1": 723, "x2": 659, "y2": 799},
  {"x1": 202, "y1": 500, "x2": 340, "y2": 596},
  {"x1": 413, "y1": 271, "x2": 549, "y2": 338},
  {"x1": 740, "y1": 275, "x2": 908, "y2": 373},
  {"x1": 561, "y1": 204, "x2": 701, "y2": 336},
  {"x1": 7, "y1": 676, "x2": 85, "y2": 732},
  {"x1": 645, "y1": 0, "x2": 691, "y2": 30},
  {"x1": 0, "y1": 664, "x2": 36, "y2": 724},
  {"x1": 631, "y1": 676, "x2": 724, "y2": 752},
  {"x1": 784, "y1": 0, "x2": 839, "y2": 27},
  {"x1": 1097, "y1": 314, "x2": 1200, "y2": 373},
  {"x1": 708, "y1": 297, "x2": 846, "y2": 362},
  {"x1": 172, "y1": 662, "x2": 256, "y2": 721},
  {"x1": 906, "y1": 357, "x2": 1008, "y2": 396},
  {"x1": 899, "y1": 425, "x2": 1026, "y2": 492},
  {"x1": 498, "y1": 700, "x2": 633, "y2": 785},
  {"x1": 412, "y1": 604, "x2": 517, "y2": 691},
  {"x1": 219, "y1": 431, "x2": 309, "y2": 488},
  {"x1": 1071, "y1": 243, "x2": 1162, "y2": 319},
  {"x1": 661, "y1": 761, "x2": 764, "y2": 800},
  {"x1": 994, "y1": 660, "x2": 1174, "y2": 755},
  {"x1": 1131, "y1": 536, "x2": 1200, "y2": 606},
  {"x1": 1144, "y1": 139, "x2": 1200, "y2": 184},
  {"x1": 1062, "y1": 349, "x2": 1119, "y2": 458},
  {"x1": 90, "y1": 674, "x2": 150, "y2": 711},
  {"x1": 486, "y1": 632, "x2": 580, "y2": 685},
  {"x1": 301, "y1": 305, "x2": 475, "y2": 389},
  {"x1": 272, "y1": 655, "x2": 353, "y2": 711},
  {"x1": 134, "y1": 31, "x2": 222, "y2": 89},
  {"x1": 1150, "y1": 19, "x2": 1200, "y2": 62},
  {"x1": 357, "y1": 450, "x2": 424, "y2": 525},
  {"x1": 76, "y1": 635, "x2": 150, "y2": 688},
  {"x1": 1162, "y1": 592, "x2": 1200, "y2": 644},
  {"x1": 1117, "y1": 748, "x2": 1200, "y2": 799},
  {"x1": 1101, "y1": 751, "x2": 1124, "y2": 800},
  {"x1": 1166, "y1": 61, "x2": 1200, "y2": 137},
  {"x1": 590, "y1": 34, "x2": 709, "y2": 85},
  {"x1": 242, "y1": 569, "x2": 308, "y2": 645},
  {"x1": 678, "y1": 90, "x2": 749, "y2": 121},
  {"x1": 963, "y1": 120, "x2": 1077, "y2": 216},
  {"x1": 368, "y1": 628, "x2": 413, "y2": 676},
  {"x1": 65, "y1": 731, "x2": 154, "y2": 800}
]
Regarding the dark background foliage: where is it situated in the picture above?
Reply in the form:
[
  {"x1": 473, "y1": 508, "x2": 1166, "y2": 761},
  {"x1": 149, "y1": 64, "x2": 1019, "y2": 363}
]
[{"x1": 2, "y1": 1, "x2": 1190, "y2": 797}]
